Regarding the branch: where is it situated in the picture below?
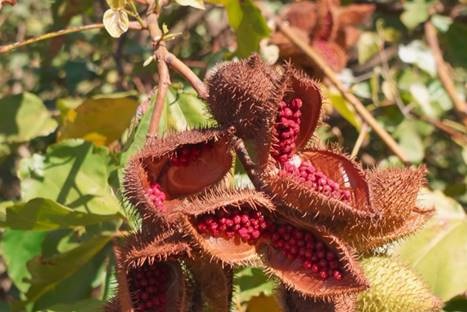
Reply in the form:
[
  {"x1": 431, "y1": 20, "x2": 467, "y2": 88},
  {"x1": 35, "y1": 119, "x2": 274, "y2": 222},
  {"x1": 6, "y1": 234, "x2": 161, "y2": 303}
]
[
  {"x1": 0, "y1": 22, "x2": 143, "y2": 54},
  {"x1": 425, "y1": 20, "x2": 467, "y2": 126},
  {"x1": 277, "y1": 20, "x2": 409, "y2": 164},
  {"x1": 165, "y1": 52, "x2": 209, "y2": 100},
  {"x1": 232, "y1": 136, "x2": 268, "y2": 191},
  {"x1": 351, "y1": 123, "x2": 369, "y2": 158}
]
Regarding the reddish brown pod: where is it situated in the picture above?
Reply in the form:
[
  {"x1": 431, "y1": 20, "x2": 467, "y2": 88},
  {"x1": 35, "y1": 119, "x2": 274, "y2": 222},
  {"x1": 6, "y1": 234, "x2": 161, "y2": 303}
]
[
  {"x1": 124, "y1": 129, "x2": 234, "y2": 220},
  {"x1": 180, "y1": 189, "x2": 367, "y2": 298},
  {"x1": 271, "y1": 0, "x2": 375, "y2": 73},
  {"x1": 334, "y1": 166, "x2": 434, "y2": 251},
  {"x1": 108, "y1": 232, "x2": 192, "y2": 312}
]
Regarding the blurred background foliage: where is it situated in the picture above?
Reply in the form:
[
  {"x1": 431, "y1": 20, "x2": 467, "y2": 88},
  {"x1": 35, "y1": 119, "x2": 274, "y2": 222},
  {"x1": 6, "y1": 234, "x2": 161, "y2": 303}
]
[{"x1": 0, "y1": 0, "x2": 465, "y2": 311}]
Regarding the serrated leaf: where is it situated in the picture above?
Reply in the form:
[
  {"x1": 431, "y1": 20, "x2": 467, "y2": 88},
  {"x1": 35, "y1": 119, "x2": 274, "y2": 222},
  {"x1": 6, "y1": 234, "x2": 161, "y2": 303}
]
[
  {"x1": 2, "y1": 198, "x2": 120, "y2": 231},
  {"x1": 14, "y1": 235, "x2": 111, "y2": 309},
  {"x1": 175, "y1": 0, "x2": 205, "y2": 10},
  {"x1": 0, "y1": 93, "x2": 58, "y2": 143},
  {"x1": 103, "y1": 8, "x2": 129, "y2": 38},
  {"x1": 396, "y1": 191, "x2": 467, "y2": 301},
  {"x1": 1, "y1": 230, "x2": 46, "y2": 293},
  {"x1": 58, "y1": 96, "x2": 138, "y2": 146},
  {"x1": 18, "y1": 140, "x2": 121, "y2": 216}
]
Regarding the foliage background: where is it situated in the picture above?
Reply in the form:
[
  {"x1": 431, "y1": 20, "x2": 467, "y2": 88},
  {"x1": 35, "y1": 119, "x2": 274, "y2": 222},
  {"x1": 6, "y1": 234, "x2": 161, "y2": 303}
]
[{"x1": 0, "y1": 0, "x2": 466, "y2": 311}]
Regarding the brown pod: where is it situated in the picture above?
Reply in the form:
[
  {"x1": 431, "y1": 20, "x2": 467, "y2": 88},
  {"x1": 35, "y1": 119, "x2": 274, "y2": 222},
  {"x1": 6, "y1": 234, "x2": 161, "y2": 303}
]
[
  {"x1": 334, "y1": 166, "x2": 433, "y2": 251},
  {"x1": 187, "y1": 258, "x2": 233, "y2": 312},
  {"x1": 110, "y1": 233, "x2": 192, "y2": 312},
  {"x1": 279, "y1": 288, "x2": 357, "y2": 312},
  {"x1": 205, "y1": 54, "x2": 281, "y2": 141},
  {"x1": 180, "y1": 188, "x2": 275, "y2": 265},
  {"x1": 124, "y1": 129, "x2": 233, "y2": 220},
  {"x1": 257, "y1": 218, "x2": 368, "y2": 299},
  {"x1": 264, "y1": 149, "x2": 373, "y2": 222}
]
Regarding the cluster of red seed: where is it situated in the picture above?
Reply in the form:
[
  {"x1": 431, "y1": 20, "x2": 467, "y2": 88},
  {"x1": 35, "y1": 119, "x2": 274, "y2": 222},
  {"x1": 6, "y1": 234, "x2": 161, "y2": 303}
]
[
  {"x1": 265, "y1": 223, "x2": 344, "y2": 281},
  {"x1": 170, "y1": 143, "x2": 209, "y2": 166},
  {"x1": 272, "y1": 98, "x2": 303, "y2": 164},
  {"x1": 195, "y1": 210, "x2": 344, "y2": 282},
  {"x1": 316, "y1": 11, "x2": 333, "y2": 41},
  {"x1": 128, "y1": 263, "x2": 170, "y2": 312},
  {"x1": 282, "y1": 161, "x2": 351, "y2": 203},
  {"x1": 146, "y1": 182, "x2": 166, "y2": 211},
  {"x1": 196, "y1": 209, "x2": 270, "y2": 244}
]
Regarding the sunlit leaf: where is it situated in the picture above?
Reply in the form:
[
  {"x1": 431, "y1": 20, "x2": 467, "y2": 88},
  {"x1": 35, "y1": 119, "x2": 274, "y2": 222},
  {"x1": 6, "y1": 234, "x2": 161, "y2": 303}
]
[
  {"x1": 0, "y1": 93, "x2": 57, "y2": 143},
  {"x1": 175, "y1": 0, "x2": 205, "y2": 10},
  {"x1": 399, "y1": 40, "x2": 436, "y2": 76},
  {"x1": 103, "y1": 8, "x2": 129, "y2": 38},
  {"x1": 46, "y1": 299, "x2": 104, "y2": 312},
  {"x1": 234, "y1": 267, "x2": 276, "y2": 305},
  {"x1": 58, "y1": 95, "x2": 138, "y2": 146},
  {"x1": 106, "y1": 0, "x2": 126, "y2": 9},
  {"x1": 357, "y1": 32, "x2": 380, "y2": 64},
  {"x1": 2, "y1": 198, "x2": 120, "y2": 231},
  {"x1": 401, "y1": 0, "x2": 429, "y2": 30},
  {"x1": 18, "y1": 140, "x2": 121, "y2": 215},
  {"x1": 326, "y1": 90, "x2": 361, "y2": 130}
]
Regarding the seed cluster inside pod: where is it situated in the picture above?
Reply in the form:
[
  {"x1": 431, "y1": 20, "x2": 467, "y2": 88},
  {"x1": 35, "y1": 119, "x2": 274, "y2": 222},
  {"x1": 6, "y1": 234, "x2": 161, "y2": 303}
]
[
  {"x1": 170, "y1": 142, "x2": 213, "y2": 167},
  {"x1": 194, "y1": 209, "x2": 344, "y2": 282},
  {"x1": 271, "y1": 96, "x2": 351, "y2": 203},
  {"x1": 127, "y1": 262, "x2": 171, "y2": 312}
]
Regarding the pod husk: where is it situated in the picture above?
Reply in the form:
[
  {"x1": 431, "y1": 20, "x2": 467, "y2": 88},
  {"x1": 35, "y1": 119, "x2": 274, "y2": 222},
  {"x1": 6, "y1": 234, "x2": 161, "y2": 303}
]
[
  {"x1": 205, "y1": 54, "x2": 281, "y2": 142},
  {"x1": 180, "y1": 188, "x2": 275, "y2": 266},
  {"x1": 264, "y1": 149, "x2": 373, "y2": 222},
  {"x1": 279, "y1": 288, "x2": 357, "y2": 312},
  {"x1": 258, "y1": 218, "x2": 368, "y2": 299},
  {"x1": 332, "y1": 166, "x2": 433, "y2": 251},
  {"x1": 124, "y1": 128, "x2": 233, "y2": 221}
]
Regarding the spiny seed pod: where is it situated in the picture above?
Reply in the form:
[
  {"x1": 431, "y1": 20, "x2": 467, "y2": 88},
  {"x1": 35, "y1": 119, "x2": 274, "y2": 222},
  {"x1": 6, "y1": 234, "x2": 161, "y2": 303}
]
[
  {"x1": 357, "y1": 256, "x2": 442, "y2": 312},
  {"x1": 279, "y1": 288, "x2": 356, "y2": 312},
  {"x1": 187, "y1": 259, "x2": 233, "y2": 312},
  {"x1": 109, "y1": 233, "x2": 192, "y2": 312},
  {"x1": 124, "y1": 129, "x2": 233, "y2": 221},
  {"x1": 180, "y1": 189, "x2": 368, "y2": 298},
  {"x1": 332, "y1": 166, "x2": 434, "y2": 251},
  {"x1": 264, "y1": 148, "x2": 373, "y2": 223},
  {"x1": 205, "y1": 54, "x2": 281, "y2": 141}
]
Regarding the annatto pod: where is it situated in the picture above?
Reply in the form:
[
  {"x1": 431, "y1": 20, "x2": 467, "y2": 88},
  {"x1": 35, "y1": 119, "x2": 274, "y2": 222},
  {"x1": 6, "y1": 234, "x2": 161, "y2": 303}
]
[
  {"x1": 278, "y1": 287, "x2": 357, "y2": 312},
  {"x1": 205, "y1": 54, "x2": 281, "y2": 142},
  {"x1": 331, "y1": 166, "x2": 434, "y2": 252},
  {"x1": 180, "y1": 189, "x2": 368, "y2": 299},
  {"x1": 124, "y1": 128, "x2": 234, "y2": 221},
  {"x1": 107, "y1": 231, "x2": 192, "y2": 312},
  {"x1": 357, "y1": 256, "x2": 442, "y2": 312}
]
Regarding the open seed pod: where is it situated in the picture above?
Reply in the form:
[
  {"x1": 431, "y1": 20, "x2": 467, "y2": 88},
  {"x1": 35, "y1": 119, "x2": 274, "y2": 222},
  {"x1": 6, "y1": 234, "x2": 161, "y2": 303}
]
[
  {"x1": 264, "y1": 148, "x2": 373, "y2": 223},
  {"x1": 279, "y1": 288, "x2": 357, "y2": 312},
  {"x1": 110, "y1": 231, "x2": 192, "y2": 312},
  {"x1": 257, "y1": 217, "x2": 368, "y2": 299},
  {"x1": 205, "y1": 54, "x2": 281, "y2": 141},
  {"x1": 332, "y1": 166, "x2": 434, "y2": 251},
  {"x1": 124, "y1": 129, "x2": 234, "y2": 221},
  {"x1": 180, "y1": 188, "x2": 275, "y2": 266},
  {"x1": 187, "y1": 258, "x2": 233, "y2": 312},
  {"x1": 253, "y1": 65, "x2": 323, "y2": 168}
]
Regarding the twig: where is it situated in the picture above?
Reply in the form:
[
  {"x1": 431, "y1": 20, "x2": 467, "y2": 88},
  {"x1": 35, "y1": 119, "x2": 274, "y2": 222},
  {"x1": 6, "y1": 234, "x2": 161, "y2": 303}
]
[
  {"x1": 146, "y1": 2, "x2": 171, "y2": 138},
  {"x1": 351, "y1": 123, "x2": 369, "y2": 158},
  {"x1": 277, "y1": 20, "x2": 409, "y2": 163},
  {"x1": 424, "y1": 21, "x2": 467, "y2": 126},
  {"x1": 232, "y1": 136, "x2": 268, "y2": 191},
  {"x1": 0, "y1": 22, "x2": 143, "y2": 54},
  {"x1": 165, "y1": 52, "x2": 209, "y2": 100}
]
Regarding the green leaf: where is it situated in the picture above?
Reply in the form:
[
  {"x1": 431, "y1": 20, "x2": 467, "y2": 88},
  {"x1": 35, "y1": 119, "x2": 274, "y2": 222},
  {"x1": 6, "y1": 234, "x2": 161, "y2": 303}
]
[
  {"x1": 2, "y1": 198, "x2": 120, "y2": 231},
  {"x1": 0, "y1": 93, "x2": 57, "y2": 143},
  {"x1": 431, "y1": 14, "x2": 453, "y2": 33},
  {"x1": 1, "y1": 230, "x2": 46, "y2": 293},
  {"x1": 46, "y1": 299, "x2": 104, "y2": 312},
  {"x1": 326, "y1": 90, "x2": 361, "y2": 130},
  {"x1": 234, "y1": 267, "x2": 276, "y2": 305},
  {"x1": 393, "y1": 120, "x2": 425, "y2": 163},
  {"x1": 175, "y1": 0, "x2": 205, "y2": 10},
  {"x1": 401, "y1": 0, "x2": 429, "y2": 30},
  {"x1": 208, "y1": 0, "x2": 270, "y2": 57},
  {"x1": 58, "y1": 96, "x2": 139, "y2": 146},
  {"x1": 357, "y1": 32, "x2": 380, "y2": 64},
  {"x1": 396, "y1": 190, "x2": 467, "y2": 301},
  {"x1": 103, "y1": 8, "x2": 129, "y2": 38},
  {"x1": 106, "y1": 0, "x2": 126, "y2": 9},
  {"x1": 398, "y1": 40, "x2": 436, "y2": 76},
  {"x1": 16, "y1": 235, "x2": 112, "y2": 309},
  {"x1": 18, "y1": 140, "x2": 121, "y2": 215}
]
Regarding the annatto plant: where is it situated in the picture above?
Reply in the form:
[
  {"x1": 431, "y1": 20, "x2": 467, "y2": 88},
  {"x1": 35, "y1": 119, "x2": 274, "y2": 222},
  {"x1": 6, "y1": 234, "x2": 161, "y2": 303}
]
[{"x1": 0, "y1": 0, "x2": 454, "y2": 311}]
